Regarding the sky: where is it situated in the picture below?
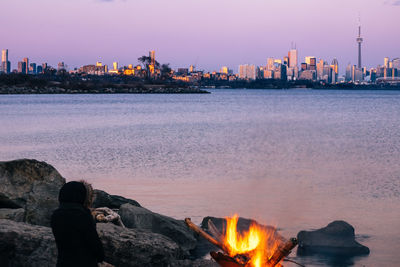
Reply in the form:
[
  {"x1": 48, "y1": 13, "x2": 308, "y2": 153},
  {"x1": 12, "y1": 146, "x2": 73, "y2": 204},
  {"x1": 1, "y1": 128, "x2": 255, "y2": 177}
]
[{"x1": 0, "y1": 0, "x2": 399, "y2": 74}]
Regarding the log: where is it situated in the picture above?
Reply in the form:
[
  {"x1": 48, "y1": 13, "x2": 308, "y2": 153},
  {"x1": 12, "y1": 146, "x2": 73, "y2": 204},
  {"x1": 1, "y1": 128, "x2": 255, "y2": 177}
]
[
  {"x1": 185, "y1": 218, "x2": 230, "y2": 253},
  {"x1": 210, "y1": 251, "x2": 245, "y2": 267},
  {"x1": 267, "y1": 238, "x2": 298, "y2": 266},
  {"x1": 208, "y1": 219, "x2": 223, "y2": 243}
]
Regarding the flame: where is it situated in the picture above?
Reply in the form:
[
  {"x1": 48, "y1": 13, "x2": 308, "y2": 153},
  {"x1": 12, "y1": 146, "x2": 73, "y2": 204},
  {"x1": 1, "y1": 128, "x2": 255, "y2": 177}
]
[{"x1": 223, "y1": 214, "x2": 281, "y2": 267}]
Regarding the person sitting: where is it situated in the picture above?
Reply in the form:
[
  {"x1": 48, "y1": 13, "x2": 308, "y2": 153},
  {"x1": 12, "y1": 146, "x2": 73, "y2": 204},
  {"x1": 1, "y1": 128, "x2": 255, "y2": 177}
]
[{"x1": 51, "y1": 181, "x2": 105, "y2": 267}]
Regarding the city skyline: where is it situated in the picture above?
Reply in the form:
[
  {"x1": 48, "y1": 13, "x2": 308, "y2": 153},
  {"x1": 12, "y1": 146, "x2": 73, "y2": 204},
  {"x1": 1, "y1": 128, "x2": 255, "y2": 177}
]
[{"x1": 0, "y1": 0, "x2": 399, "y2": 73}]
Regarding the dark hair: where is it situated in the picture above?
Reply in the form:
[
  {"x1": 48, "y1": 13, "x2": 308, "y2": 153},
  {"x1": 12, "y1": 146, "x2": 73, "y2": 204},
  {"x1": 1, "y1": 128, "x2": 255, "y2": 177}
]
[{"x1": 59, "y1": 181, "x2": 86, "y2": 205}]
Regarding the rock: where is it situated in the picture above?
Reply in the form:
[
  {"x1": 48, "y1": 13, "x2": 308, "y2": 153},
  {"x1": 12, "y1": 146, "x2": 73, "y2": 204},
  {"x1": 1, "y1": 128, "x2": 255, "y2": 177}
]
[
  {"x1": 297, "y1": 220, "x2": 370, "y2": 256},
  {"x1": 171, "y1": 259, "x2": 219, "y2": 267},
  {"x1": 118, "y1": 204, "x2": 197, "y2": 254},
  {"x1": 201, "y1": 216, "x2": 278, "y2": 234},
  {"x1": 0, "y1": 219, "x2": 190, "y2": 267},
  {"x1": 97, "y1": 223, "x2": 185, "y2": 267},
  {"x1": 0, "y1": 219, "x2": 57, "y2": 267},
  {"x1": 0, "y1": 208, "x2": 25, "y2": 222},
  {"x1": 93, "y1": 189, "x2": 141, "y2": 209},
  {"x1": 0, "y1": 159, "x2": 66, "y2": 226}
]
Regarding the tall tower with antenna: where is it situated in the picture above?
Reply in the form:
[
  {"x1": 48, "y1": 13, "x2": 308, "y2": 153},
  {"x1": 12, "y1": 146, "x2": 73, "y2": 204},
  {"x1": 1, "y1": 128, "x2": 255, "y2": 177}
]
[{"x1": 356, "y1": 19, "x2": 363, "y2": 69}]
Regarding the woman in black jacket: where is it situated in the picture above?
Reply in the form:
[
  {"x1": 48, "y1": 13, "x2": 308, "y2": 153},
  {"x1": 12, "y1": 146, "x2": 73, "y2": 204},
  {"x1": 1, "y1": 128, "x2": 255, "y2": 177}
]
[{"x1": 51, "y1": 181, "x2": 105, "y2": 267}]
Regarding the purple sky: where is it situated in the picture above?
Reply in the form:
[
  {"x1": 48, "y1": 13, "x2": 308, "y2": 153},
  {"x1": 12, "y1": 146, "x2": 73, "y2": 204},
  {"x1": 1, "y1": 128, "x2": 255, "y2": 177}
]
[{"x1": 1, "y1": 0, "x2": 399, "y2": 74}]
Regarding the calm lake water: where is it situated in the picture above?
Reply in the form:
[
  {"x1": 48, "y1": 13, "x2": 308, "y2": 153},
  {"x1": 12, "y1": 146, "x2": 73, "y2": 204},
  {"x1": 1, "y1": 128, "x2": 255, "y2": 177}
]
[{"x1": 1, "y1": 89, "x2": 399, "y2": 266}]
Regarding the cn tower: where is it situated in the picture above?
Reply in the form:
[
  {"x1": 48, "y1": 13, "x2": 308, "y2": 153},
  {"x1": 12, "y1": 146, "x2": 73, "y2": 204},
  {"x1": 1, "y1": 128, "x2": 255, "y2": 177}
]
[{"x1": 356, "y1": 23, "x2": 363, "y2": 69}]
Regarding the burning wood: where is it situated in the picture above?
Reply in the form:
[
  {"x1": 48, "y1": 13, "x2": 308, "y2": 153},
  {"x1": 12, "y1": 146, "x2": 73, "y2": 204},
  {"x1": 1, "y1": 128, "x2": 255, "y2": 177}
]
[{"x1": 184, "y1": 216, "x2": 298, "y2": 267}]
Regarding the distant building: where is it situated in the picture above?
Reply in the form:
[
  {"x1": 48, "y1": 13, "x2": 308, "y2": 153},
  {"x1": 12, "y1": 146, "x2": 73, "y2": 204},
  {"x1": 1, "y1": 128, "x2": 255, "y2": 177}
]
[
  {"x1": 36, "y1": 65, "x2": 43, "y2": 74},
  {"x1": 352, "y1": 65, "x2": 363, "y2": 82},
  {"x1": 189, "y1": 65, "x2": 195, "y2": 73},
  {"x1": 1, "y1": 49, "x2": 10, "y2": 73},
  {"x1": 345, "y1": 63, "x2": 352, "y2": 82},
  {"x1": 305, "y1": 56, "x2": 316, "y2": 70},
  {"x1": 109, "y1": 61, "x2": 119, "y2": 74},
  {"x1": 177, "y1": 68, "x2": 189, "y2": 75},
  {"x1": 384, "y1": 57, "x2": 390, "y2": 68},
  {"x1": 331, "y1": 58, "x2": 339, "y2": 83},
  {"x1": 79, "y1": 64, "x2": 107, "y2": 75},
  {"x1": 238, "y1": 64, "x2": 256, "y2": 80},
  {"x1": 18, "y1": 61, "x2": 26, "y2": 73},
  {"x1": 29, "y1": 63, "x2": 37, "y2": 74},
  {"x1": 316, "y1": 59, "x2": 324, "y2": 80},
  {"x1": 266, "y1": 58, "x2": 275, "y2": 71},
  {"x1": 299, "y1": 70, "x2": 316, "y2": 80},
  {"x1": 23, "y1": 58, "x2": 29, "y2": 74},
  {"x1": 283, "y1": 56, "x2": 289, "y2": 66},
  {"x1": 393, "y1": 58, "x2": 400, "y2": 70},
  {"x1": 58, "y1": 62, "x2": 66, "y2": 71},
  {"x1": 220, "y1": 66, "x2": 229, "y2": 74},
  {"x1": 288, "y1": 49, "x2": 298, "y2": 68}
]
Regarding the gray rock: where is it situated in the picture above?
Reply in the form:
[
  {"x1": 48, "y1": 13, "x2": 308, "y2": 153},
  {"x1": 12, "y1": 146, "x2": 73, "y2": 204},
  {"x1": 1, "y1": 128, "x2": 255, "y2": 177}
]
[
  {"x1": 0, "y1": 159, "x2": 66, "y2": 226},
  {"x1": 93, "y1": 189, "x2": 141, "y2": 209},
  {"x1": 118, "y1": 204, "x2": 197, "y2": 254},
  {"x1": 170, "y1": 259, "x2": 219, "y2": 267},
  {"x1": 0, "y1": 219, "x2": 57, "y2": 267},
  {"x1": 201, "y1": 216, "x2": 279, "y2": 234},
  {"x1": 0, "y1": 219, "x2": 190, "y2": 267},
  {"x1": 97, "y1": 223, "x2": 185, "y2": 267},
  {"x1": 297, "y1": 220, "x2": 370, "y2": 256},
  {"x1": 0, "y1": 208, "x2": 25, "y2": 222}
]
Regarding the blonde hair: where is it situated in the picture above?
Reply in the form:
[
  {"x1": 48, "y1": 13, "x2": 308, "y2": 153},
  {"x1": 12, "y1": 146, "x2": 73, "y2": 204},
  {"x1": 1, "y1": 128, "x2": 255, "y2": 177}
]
[{"x1": 79, "y1": 180, "x2": 94, "y2": 209}]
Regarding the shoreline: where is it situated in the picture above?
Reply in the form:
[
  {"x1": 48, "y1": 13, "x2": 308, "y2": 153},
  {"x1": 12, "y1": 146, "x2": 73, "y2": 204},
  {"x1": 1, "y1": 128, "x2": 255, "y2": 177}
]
[{"x1": 0, "y1": 86, "x2": 210, "y2": 94}]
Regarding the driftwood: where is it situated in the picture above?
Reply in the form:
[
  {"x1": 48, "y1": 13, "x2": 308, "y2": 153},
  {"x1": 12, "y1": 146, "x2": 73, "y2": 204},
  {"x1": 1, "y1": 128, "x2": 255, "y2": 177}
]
[
  {"x1": 184, "y1": 217, "x2": 299, "y2": 267},
  {"x1": 184, "y1": 218, "x2": 230, "y2": 253},
  {"x1": 92, "y1": 207, "x2": 125, "y2": 227},
  {"x1": 268, "y1": 238, "x2": 298, "y2": 266}
]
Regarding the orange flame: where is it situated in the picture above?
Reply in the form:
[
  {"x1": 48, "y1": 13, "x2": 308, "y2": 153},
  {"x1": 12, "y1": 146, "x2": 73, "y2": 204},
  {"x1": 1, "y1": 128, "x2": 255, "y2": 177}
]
[{"x1": 223, "y1": 214, "x2": 282, "y2": 267}]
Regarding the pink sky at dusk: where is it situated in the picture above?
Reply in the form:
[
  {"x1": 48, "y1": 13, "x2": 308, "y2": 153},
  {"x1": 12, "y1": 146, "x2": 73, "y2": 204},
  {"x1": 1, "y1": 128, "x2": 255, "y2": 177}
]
[{"x1": 0, "y1": 0, "x2": 399, "y2": 74}]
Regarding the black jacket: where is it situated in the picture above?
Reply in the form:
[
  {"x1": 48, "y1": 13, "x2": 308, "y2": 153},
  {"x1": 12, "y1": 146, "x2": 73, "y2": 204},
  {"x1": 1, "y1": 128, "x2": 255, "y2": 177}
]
[{"x1": 51, "y1": 182, "x2": 105, "y2": 267}]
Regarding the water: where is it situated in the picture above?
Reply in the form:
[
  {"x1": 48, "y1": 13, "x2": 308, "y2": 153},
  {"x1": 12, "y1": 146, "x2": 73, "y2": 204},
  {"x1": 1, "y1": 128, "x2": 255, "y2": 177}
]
[{"x1": 1, "y1": 89, "x2": 399, "y2": 266}]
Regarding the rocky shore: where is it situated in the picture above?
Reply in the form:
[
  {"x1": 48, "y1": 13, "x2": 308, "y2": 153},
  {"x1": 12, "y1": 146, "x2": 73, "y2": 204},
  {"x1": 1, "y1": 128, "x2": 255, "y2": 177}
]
[{"x1": 0, "y1": 159, "x2": 369, "y2": 266}]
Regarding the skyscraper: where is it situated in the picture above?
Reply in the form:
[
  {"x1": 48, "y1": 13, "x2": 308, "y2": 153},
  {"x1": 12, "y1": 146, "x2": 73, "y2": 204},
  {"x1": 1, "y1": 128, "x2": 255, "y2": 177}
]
[
  {"x1": 150, "y1": 50, "x2": 155, "y2": 66},
  {"x1": 345, "y1": 63, "x2": 352, "y2": 81},
  {"x1": 356, "y1": 22, "x2": 363, "y2": 69},
  {"x1": 238, "y1": 64, "x2": 256, "y2": 80},
  {"x1": 384, "y1": 57, "x2": 390, "y2": 68},
  {"x1": 288, "y1": 49, "x2": 298, "y2": 68},
  {"x1": 1, "y1": 49, "x2": 10, "y2": 73},
  {"x1": 23, "y1": 58, "x2": 29, "y2": 74},
  {"x1": 18, "y1": 61, "x2": 26, "y2": 73},
  {"x1": 305, "y1": 57, "x2": 316, "y2": 70}
]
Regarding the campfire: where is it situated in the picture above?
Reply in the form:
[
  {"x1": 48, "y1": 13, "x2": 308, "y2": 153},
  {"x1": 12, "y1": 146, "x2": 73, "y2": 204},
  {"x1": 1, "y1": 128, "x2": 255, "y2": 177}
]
[{"x1": 185, "y1": 215, "x2": 298, "y2": 267}]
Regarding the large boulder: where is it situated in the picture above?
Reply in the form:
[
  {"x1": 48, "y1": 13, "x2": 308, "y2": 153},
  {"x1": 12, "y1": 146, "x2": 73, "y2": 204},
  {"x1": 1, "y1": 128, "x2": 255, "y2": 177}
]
[
  {"x1": 97, "y1": 223, "x2": 185, "y2": 267},
  {"x1": 0, "y1": 208, "x2": 25, "y2": 222},
  {"x1": 0, "y1": 159, "x2": 66, "y2": 226},
  {"x1": 0, "y1": 219, "x2": 191, "y2": 267},
  {"x1": 93, "y1": 189, "x2": 141, "y2": 209},
  {"x1": 0, "y1": 219, "x2": 57, "y2": 267},
  {"x1": 297, "y1": 220, "x2": 370, "y2": 256},
  {"x1": 118, "y1": 204, "x2": 197, "y2": 254}
]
